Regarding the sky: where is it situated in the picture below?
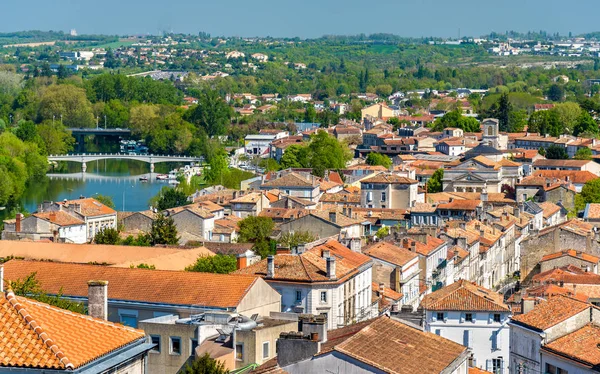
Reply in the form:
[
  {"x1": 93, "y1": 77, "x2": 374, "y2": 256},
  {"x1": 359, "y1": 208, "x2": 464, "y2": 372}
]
[{"x1": 3, "y1": 0, "x2": 600, "y2": 39}]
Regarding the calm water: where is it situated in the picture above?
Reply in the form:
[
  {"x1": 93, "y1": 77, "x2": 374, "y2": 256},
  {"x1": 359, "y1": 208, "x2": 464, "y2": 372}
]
[{"x1": 18, "y1": 159, "x2": 185, "y2": 213}]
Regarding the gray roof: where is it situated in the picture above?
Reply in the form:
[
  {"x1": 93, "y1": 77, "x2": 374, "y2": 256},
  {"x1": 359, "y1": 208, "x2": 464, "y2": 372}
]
[
  {"x1": 463, "y1": 144, "x2": 503, "y2": 159},
  {"x1": 524, "y1": 201, "x2": 543, "y2": 215}
]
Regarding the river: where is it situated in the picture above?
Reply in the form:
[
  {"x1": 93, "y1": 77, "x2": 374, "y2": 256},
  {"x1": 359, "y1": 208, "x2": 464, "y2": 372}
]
[{"x1": 15, "y1": 159, "x2": 186, "y2": 215}]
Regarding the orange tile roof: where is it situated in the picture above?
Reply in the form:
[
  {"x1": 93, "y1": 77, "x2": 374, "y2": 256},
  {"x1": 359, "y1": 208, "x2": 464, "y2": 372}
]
[
  {"x1": 32, "y1": 211, "x2": 84, "y2": 227},
  {"x1": 511, "y1": 295, "x2": 591, "y2": 331},
  {"x1": 420, "y1": 279, "x2": 509, "y2": 312},
  {"x1": 165, "y1": 204, "x2": 214, "y2": 219},
  {"x1": 399, "y1": 235, "x2": 446, "y2": 256},
  {"x1": 534, "y1": 159, "x2": 592, "y2": 168},
  {"x1": 437, "y1": 199, "x2": 482, "y2": 211},
  {"x1": 234, "y1": 239, "x2": 371, "y2": 284},
  {"x1": 261, "y1": 172, "x2": 318, "y2": 188},
  {"x1": 320, "y1": 192, "x2": 361, "y2": 204},
  {"x1": 308, "y1": 210, "x2": 363, "y2": 228},
  {"x1": 58, "y1": 198, "x2": 116, "y2": 217},
  {"x1": 541, "y1": 249, "x2": 599, "y2": 264},
  {"x1": 197, "y1": 200, "x2": 225, "y2": 212},
  {"x1": 360, "y1": 173, "x2": 418, "y2": 185},
  {"x1": 472, "y1": 155, "x2": 500, "y2": 169},
  {"x1": 259, "y1": 208, "x2": 308, "y2": 220},
  {"x1": 3, "y1": 260, "x2": 259, "y2": 309},
  {"x1": 372, "y1": 282, "x2": 403, "y2": 301},
  {"x1": 231, "y1": 192, "x2": 264, "y2": 204},
  {"x1": 533, "y1": 265, "x2": 600, "y2": 285},
  {"x1": 542, "y1": 324, "x2": 600, "y2": 366},
  {"x1": 537, "y1": 201, "x2": 561, "y2": 219},
  {"x1": 333, "y1": 316, "x2": 466, "y2": 374},
  {"x1": 363, "y1": 241, "x2": 418, "y2": 267},
  {"x1": 469, "y1": 368, "x2": 493, "y2": 374},
  {"x1": 0, "y1": 290, "x2": 144, "y2": 370},
  {"x1": 534, "y1": 170, "x2": 598, "y2": 184}
]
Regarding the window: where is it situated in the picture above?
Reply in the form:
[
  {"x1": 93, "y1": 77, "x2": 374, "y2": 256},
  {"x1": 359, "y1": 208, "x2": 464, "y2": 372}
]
[
  {"x1": 436, "y1": 312, "x2": 444, "y2": 321},
  {"x1": 465, "y1": 313, "x2": 473, "y2": 322},
  {"x1": 150, "y1": 335, "x2": 161, "y2": 353},
  {"x1": 492, "y1": 331, "x2": 502, "y2": 351},
  {"x1": 367, "y1": 191, "x2": 373, "y2": 202},
  {"x1": 493, "y1": 313, "x2": 501, "y2": 323},
  {"x1": 170, "y1": 337, "x2": 181, "y2": 355},
  {"x1": 463, "y1": 330, "x2": 473, "y2": 348},
  {"x1": 295, "y1": 290, "x2": 302, "y2": 303},
  {"x1": 236, "y1": 343, "x2": 244, "y2": 361},
  {"x1": 262, "y1": 342, "x2": 269, "y2": 359},
  {"x1": 491, "y1": 358, "x2": 504, "y2": 374},
  {"x1": 118, "y1": 309, "x2": 138, "y2": 328},
  {"x1": 320, "y1": 291, "x2": 327, "y2": 303},
  {"x1": 190, "y1": 338, "x2": 198, "y2": 355},
  {"x1": 381, "y1": 192, "x2": 386, "y2": 202},
  {"x1": 545, "y1": 363, "x2": 568, "y2": 374},
  {"x1": 435, "y1": 329, "x2": 442, "y2": 336}
]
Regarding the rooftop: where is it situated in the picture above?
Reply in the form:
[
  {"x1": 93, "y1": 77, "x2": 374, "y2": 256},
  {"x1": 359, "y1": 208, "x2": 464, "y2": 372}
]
[
  {"x1": 32, "y1": 211, "x2": 85, "y2": 227},
  {"x1": 360, "y1": 172, "x2": 418, "y2": 185},
  {"x1": 363, "y1": 241, "x2": 418, "y2": 267},
  {"x1": 511, "y1": 295, "x2": 591, "y2": 331},
  {"x1": 542, "y1": 323, "x2": 600, "y2": 367},
  {"x1": 58, "y1": 198, "x2": 116, "y2": 217},
  {"x1": 420, "y1": 279, "x2": 509, "y2": 312},
  {"x1": 533, "y1": 265, "x2": 600, "y2": 285},
  {"x1": 0, "y1": 290, "x2": 145, "y2": 370},
  {"x1": 541, "y1": 249, "x2": 599, "y2": 264},
  {"x1": 3, "y1": 260, "x2": 259, "y2": 309}
]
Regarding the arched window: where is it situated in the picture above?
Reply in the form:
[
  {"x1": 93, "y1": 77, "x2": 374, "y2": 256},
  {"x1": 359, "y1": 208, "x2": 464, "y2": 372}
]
[{"x1": 488, "y1": 126, "x2": 494, "y2": 136}]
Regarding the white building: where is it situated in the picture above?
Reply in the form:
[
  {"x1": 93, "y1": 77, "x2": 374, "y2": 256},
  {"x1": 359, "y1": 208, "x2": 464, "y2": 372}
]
[
  {"x1": 421, "y1": 280, "x2": 512, "y2": 374},
  {"x1": 244, "y1": 130, "x2": 288, "y2": 157},
  {"x1": 1, "y1": 211, "x2": 87, "y2": 244},
  {"x1": 235, "y1": 239, "x2": 374, "y2": 329}
]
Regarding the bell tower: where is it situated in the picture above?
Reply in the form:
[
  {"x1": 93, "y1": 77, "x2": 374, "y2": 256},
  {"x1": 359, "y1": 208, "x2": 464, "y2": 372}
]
[{"x1": 482, "y1": 118, "x2": 500, "y2": 149}]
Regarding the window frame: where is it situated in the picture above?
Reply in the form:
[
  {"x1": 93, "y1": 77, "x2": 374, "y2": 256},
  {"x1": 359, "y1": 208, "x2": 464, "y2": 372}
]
[
  {"x1": 295, "y1": 290, "x2": 302, "y2": 303},
  {"x1": 169, "y1": 336, "x2": 182, "y2": 356},
  {"x1": 262, "y1": 341, "x2": 270, "y2": 359},
  {"x1": 493, "y1": 313, "x2": 501, "y2": 323},
  {"x1": 465, "y1": 313, "x2": 473, "y2": 322},
  {"x1": 320, "y1": 291, "x2": 327, "y2": 303},
  {"x1": 436, "y1": 312, "x2": 444, "y2": 322},
  {"x1": 236, "y1": 343, "x2": 244, "y2": 361},
  {"x1": 150, "y1": 335, "x2": 161, "y2": 353}
]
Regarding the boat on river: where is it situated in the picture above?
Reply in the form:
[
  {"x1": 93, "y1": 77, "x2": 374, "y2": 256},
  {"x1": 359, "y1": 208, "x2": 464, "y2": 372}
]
[
  {"x1": 156, "y1": 174, "x2": 169, "y2": 180},
  {"x1": 139, "y1": 176, "x2": 148, "y2": 182}
]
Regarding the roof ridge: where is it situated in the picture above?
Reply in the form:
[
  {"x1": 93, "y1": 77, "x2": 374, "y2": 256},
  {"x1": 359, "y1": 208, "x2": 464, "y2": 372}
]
[{"x1": 5, "y1": 290, "x2": 74, "y2": 370}]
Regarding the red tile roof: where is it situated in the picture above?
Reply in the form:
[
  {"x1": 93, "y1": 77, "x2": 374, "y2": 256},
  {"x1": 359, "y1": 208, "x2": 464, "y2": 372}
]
[
  {"x1": 533, "y1": 265, "x2": 600, "y2": 285},
  {"x1": 399, "y1": 236, "x2": 446, "y2": 256},
  {"x1": 32, "y1": 211, "x2": 84, "y2": 227},
  {"x1": 2, "y1": 260, "x2": 259, "y2": 309},
  {"x1": 511, "y1": 295, "x2": 591, "y2": 331},
  {"x1": 360, "y1": 173, "x2": 418, "y2": 185},
  {"x1": 540, "y1": 249, "x2": 599, "y2": 264},
  {"x1": 542, "y1": 323, "x2": 600, "y2": 366},
  {"x1": 0, "y1": 290, "x2": 144, "y2": 370},
  {"x1": 333, "y1": 316, "x2": 467, "y2": 374},
  {"x1": 420, "y1": 279, "x2": 509, "y2": 312},
  {"x1": 58, "y1": 198, "x2": 116, "y2": 217},
  {"x1": 363, "y1": 241, "x2": 418, "y2": 267}
]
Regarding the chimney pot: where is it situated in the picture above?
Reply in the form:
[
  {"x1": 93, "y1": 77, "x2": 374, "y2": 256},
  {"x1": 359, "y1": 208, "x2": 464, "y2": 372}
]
[
  {"x1": 15, "y1": 213, "x2": 23, "y2": 233},
  {"x1": 87, "y1": 280, "x2": 108, "y2": 320},
  {"x1": 267, "y1": 255, "x2": 275, "y2": 278},
  {"x1": 237, "y1": 253, "x2": 248, "y2": 270},
  {"x1": 322, "y1": 249, "x2": 331, "y2": 259}
]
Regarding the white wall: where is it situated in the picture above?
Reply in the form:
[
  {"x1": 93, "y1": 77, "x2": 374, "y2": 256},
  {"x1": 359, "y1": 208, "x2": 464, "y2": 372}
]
[{"x1": 59, "y1": 224, "x2": 87, "y2": 244}]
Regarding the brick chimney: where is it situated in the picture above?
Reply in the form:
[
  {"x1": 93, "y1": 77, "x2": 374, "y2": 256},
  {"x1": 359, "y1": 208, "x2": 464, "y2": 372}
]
[
  {"x1": 326, "y1": 257, "x2": 336, "y2": 280},
  {"x1": 15, "y1": 213, "x2": 23, "y2": 233},
  {"x1": 267, "y1": 255, "x2": 275, "y2": 278},
  {"x1": 88, "y1": 280, "x2": 108, "y2": 320}
]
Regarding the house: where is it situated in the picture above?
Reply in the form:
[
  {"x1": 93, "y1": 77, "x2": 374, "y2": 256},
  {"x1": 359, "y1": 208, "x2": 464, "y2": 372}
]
[
  {"x1": 1, "y1": 211, "x2": 86, "y2": 243},
  {"x1": 509, "y1": 295, "x2": 600, "y2": 374},
  {"x1": 436, "y1": 138, "x2": 467, "y2": 156},
  {"x1": 36, "y1": 198, "x2": 117, "y2": 241},
  {"x1": 235, "y1": 239, "x2": 373, "y2": 329},
  {"x1": 213, "y1": 215, "x2": 242, "y2": 243},
  {"x1": 363, "y1": 241, "x2": 421, "y2": 309},
  {"x1": 584, "y1": 203, "x2": 600, "y2": 226},
  {"x1": 360, "y1": 172, "x2": 419, "y2": 209},
  {"x1": 361, "y1": 103, "x2": 395, "y2": 120},
  {"x1": 259, "y1": 208, "x2": 308, "y2": 223},
  {"x1": 118, "y1": 210, "x2": 155, "y2": 234},
  {"x1": 533, "y1": 159, "x2": 600, "y2": 176},
  {"x1": 164, "y1": 204, "x2": 216, "y2": 242},
  {"x1": 286, "y1": 94, "x2": 312, "y2": 103},
  {"x1": 2, "y1": 260, "x2": 282, "y2": 328},
  {"x1": 539, "y1": 249, "x2": 600, "y2": 274},
  {"x1": 372, "y1": 282, "x2": 404, "y2": 315},
  {"x1": 421, "y1": 280, "x2": 511, "y2": 374},
  {"x1": 532, "y1": 170, "x2": 597, "y2": 193},
  {"x1": 0, "y1": 287, "x2": 154, "y2": 373},
  {"x1": 537, "y1": 201, "x2": 565, "y2": 227},
  {"x1": 278, "y1": 210, "x2": 365, "y2": 251},
  {"x1": 515, "y1": 175, "x2": 577, "y2": 210},
  {"x1": 443, "y1": 156, "x2": 522, "y2": 193},
  {"x1": 230, "y1": 192, "x2": 270, "y2": 218},
  {"x1": 244, "y1": 131, "x2": 289, "y2": 157},
  {"x1": 263, "y1": 316, "x2": 469, "y2": 374},
  {"x1": 260, "y1": 171, "x2": 321, "y2": 202},
  {"x1": 399, "y1": 233, "x2": 449, "y2": 294},
  {"x1": 319, "y1": 191, "x2": 362, "y2": 207}
]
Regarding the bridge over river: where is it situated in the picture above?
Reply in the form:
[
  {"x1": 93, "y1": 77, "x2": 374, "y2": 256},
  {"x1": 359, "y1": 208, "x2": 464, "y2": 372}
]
[{"x1": 47, "y1": 153, "x2": 203, "y2": 172}]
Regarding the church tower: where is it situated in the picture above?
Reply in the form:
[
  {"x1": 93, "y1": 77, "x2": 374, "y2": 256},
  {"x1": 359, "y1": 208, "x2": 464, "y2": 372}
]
[{"x1": 482, "y1": 118, "x2": 500, "y2": 149}]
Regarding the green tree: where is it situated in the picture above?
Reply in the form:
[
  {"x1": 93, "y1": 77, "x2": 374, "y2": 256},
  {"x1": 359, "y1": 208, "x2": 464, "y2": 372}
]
[
  {"x1": 375, "y1": 226, "x2": 390, "y2": 239},
  {"x1": 131, "y1": 263, "x2": 156, "y2": 270},
  {"x1": 278, "y1": 231, "x2": 316, "y2": 249},
  {"x1": 94, "y1": 194, "x2": 115, "y2": 209},
  {"x1": 14, "y1": 120, "x2": 39, "y2": 143},
  {"x1": 155, "y1": 188, "x2": 190, "y2": 210},
  {"x1": 259, "y1": 158, "x2": 280, "y2": 172},
  {"x1": 545, "y1": 145, "x2": 568, "y2": 159},
  {"x1": 573, "y1": 111, "x2": 598, "y2": 136},
  {"x1": 508, "y1": 110, "x2": 527, "y2": 132},
  {"x1": 187, "y1": 90, "x2": 233, "y2": 137},
  {"x1": 94, "y1": 227, "x2": 120, "y2": 245},
  {"x1": 150, "y1": 213, "x2": 179, "y2": 245},
  {"x1": 547, "y1": 84, "x2": 564, "y2": 102},
  {"x1": 181, "y1": 353, "x2": 228, "y2": 374},
  {"x1": 426, "y1": 168, "x2": 444, "y2": 193},
  {"x1": 528, "y1": 110, "x2": 562, "y2": 136},
  {"x1": 205, "y1": 150, "x2": 229, "y2": 184},
  {"x1": 574, "y1": 147, "x2": 593, "y2": 160},
  {"x1": 38, "y1": 85, "x2": 95, "y2": 128},
  {"x1": 308, "y1": 130, "x2": 351, "y2": 177},
  {"x1": 280, "y1": 145, "x2": 309, "y2": 169},
  {"x1": 553, "y1": 102, "x2": 582, "y2": 134},
  {"x1": 185, "y1": 254, "x2": 237, "y2": 274},
  {"x1": 496, "y1": 92, "x2": 512, "y2": 132},
  {"x1": 538, "y1": 146, "x2": 547, "y2": 157},
  {"x1": 238, "y1": 216, "x2": 275, "y2": 258},
  {"x1": 36, "y1": 121, "x2": 75, "y2": 154},
  {"x1": 10, "y1": 272, "x2": 86, "y2": 314},
  {"x1": 366, "y1": 153, "x2": 392, "y2": 168}
]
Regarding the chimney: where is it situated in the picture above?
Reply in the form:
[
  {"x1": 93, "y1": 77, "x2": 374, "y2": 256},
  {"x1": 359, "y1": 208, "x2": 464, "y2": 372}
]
[
  {"x1": 410, "y1": 241, "x2": 416, "y2": 252},
  {"x1": 379, "y1": 282, "x2": 386, "y2": 296},
  {"x1": 15, "y1": 213, "x2": 23, "y2": 233},
  {"x1": 296, "y1": 243, "x2": 306, "y2": 254},
  {"x1": 522, "y1": 297, "x2": 535, "y2": 314},
  {"x1": 87, "y1": 280, "x2": 108, "y2": 320},
  {"x1": 267, "y1": 255, "x2": 275, "y2": 278},
  {"x1": 322, "y1": 249, "x2": 331, "y2": 259},
  {"x1": 326, "y1": 257, "x2": 336, "y2": 280},
  {"x1": 329, "y1": 211, "x2": 336, "y2": 223},
  {"x1": 276, "y1": 246, "x2": 290, "y2": 255},
  {"x1": 237, "y1": 253, "x2": 248, "y2": 270}
]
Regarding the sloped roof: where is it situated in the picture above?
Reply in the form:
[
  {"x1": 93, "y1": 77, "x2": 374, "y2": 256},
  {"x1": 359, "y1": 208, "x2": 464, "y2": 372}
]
[
  {"x1": 32, "y1": 211, "x2": 85, "y2": 227},
  {"x1": 511, "y1": 295, "x2": 591, "y2": 331},
  {"x1": 58, "y1": 198, "x2": 116, "y2": 217},
  {"x1": 534, "y1": 170, "x2": 597, "y2": 184},
  {"x1": 261, "y1": 172, "x2": 318, "y2": 188},
  {"x1": 537, "y1": 201, "x2": 562, "y2": 219},
  {"x1": 360, "y1": 173, "x2": 418, "y2": 185},
  {"x1": 363, "y1": 241, "x2": 418, "y2": 267},
  {"x1": 333, "y1": 316, "x2": 467, "y2": 374},
  {"x1": 540, "y1": 249, "x2": 599, "y2": 264},
  {"x1": 542, "y1": 324, "x2": 600, "y2": 366},
  {"x1": 420, "y1": 279, "x2": 509, "y2": 312},
  {"x1": 0, "y1": 290, "x2": 144, "y2": 370},
  {"x1": 463, "y1": 144, "x2": 503, "y2": 159},
  {"x1": 308, "y1": 210, "x2": 363, "y2": 228},
  {"x1": 533, "y1": 265, "x2": 600, "y2": 285},
  {"x1": 3, "y1": 260, "x2": 258, "y2": 309}
]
